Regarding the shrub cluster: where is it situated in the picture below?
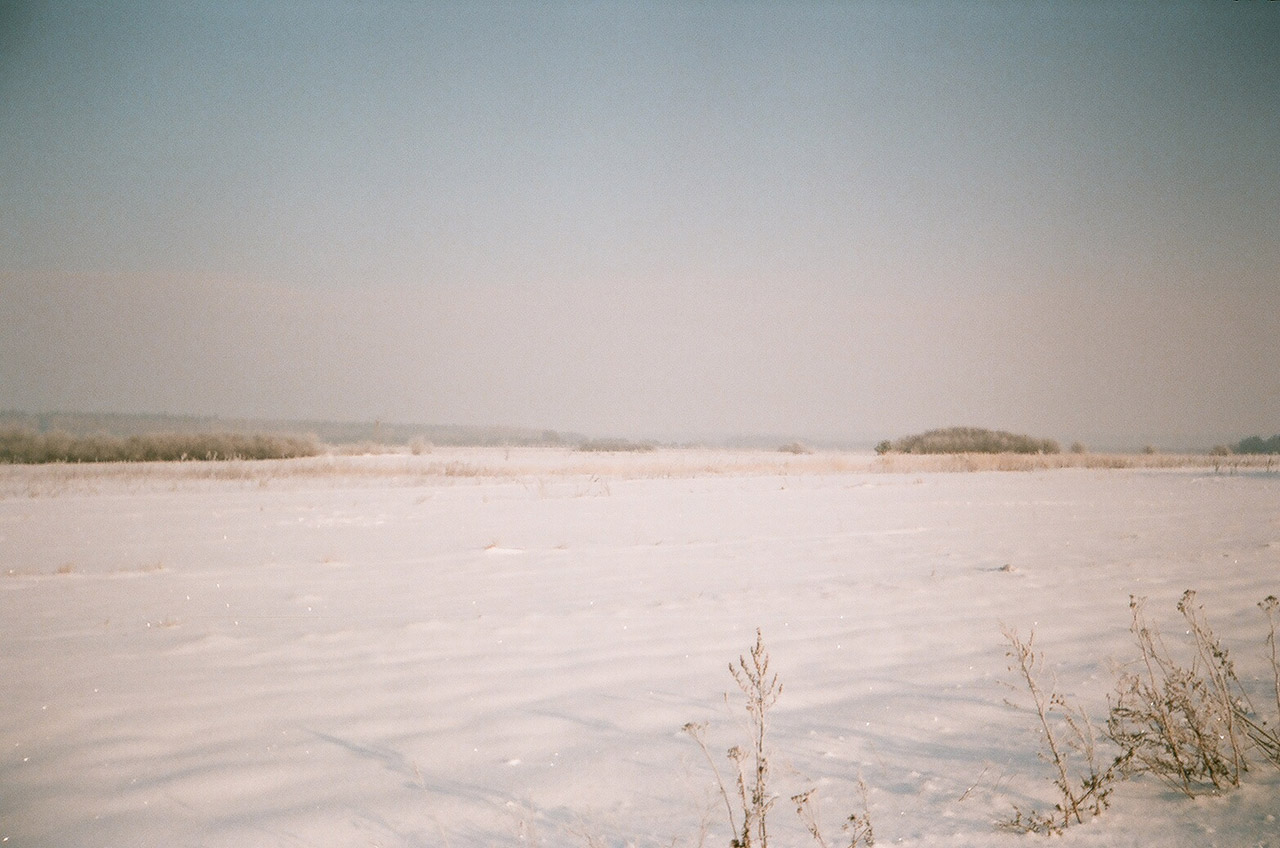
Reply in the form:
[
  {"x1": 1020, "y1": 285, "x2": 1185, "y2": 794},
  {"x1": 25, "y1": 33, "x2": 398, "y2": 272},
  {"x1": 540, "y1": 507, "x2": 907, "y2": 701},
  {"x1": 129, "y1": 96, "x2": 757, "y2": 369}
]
[
  {"x1": 777, "y1": 441, "x2": 812, "y2": 455},
  {"x1": 0, "y1": 428, "x2": 320, "y2": 464},
  {"x1": 876, "y1": 427, "x2": 1060, "y2": 455}
]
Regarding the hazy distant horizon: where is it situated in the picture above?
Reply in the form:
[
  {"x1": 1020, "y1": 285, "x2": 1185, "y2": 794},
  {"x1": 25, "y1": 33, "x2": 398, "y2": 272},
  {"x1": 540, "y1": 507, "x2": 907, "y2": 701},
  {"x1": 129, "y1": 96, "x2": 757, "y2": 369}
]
[
  {"x1": 3, "y1": 2, "x2": 1277, "y2": 448},
  {"x1": 1, "y1": 406, "x2": 1261, "y2": 455}
]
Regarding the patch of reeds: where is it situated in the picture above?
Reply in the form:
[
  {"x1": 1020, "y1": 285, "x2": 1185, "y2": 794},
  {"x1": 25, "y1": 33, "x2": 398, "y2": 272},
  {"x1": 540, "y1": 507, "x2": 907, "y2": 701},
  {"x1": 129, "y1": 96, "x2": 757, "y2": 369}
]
[
  {"x1": 575, "y1": 438, "x2": 657, "y2": 453},
  {"x1": 0, "y1": 428, "x2": 320, "y2": 464}
]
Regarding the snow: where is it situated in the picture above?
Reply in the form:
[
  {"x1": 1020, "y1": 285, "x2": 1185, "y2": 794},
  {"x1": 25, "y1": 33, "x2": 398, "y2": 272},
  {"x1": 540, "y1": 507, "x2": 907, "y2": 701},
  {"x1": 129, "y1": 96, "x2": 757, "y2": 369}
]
[{"x1": 2, "y1": 449, "x2": 1278, "y2": 847}]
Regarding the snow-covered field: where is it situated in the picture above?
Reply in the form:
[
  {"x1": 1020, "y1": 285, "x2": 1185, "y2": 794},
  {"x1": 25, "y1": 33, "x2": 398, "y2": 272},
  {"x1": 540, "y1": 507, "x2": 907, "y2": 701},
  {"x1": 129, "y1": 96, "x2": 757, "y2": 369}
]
[{"x1": 3, "y1": 449, "x2": 1278, "y2": 847}]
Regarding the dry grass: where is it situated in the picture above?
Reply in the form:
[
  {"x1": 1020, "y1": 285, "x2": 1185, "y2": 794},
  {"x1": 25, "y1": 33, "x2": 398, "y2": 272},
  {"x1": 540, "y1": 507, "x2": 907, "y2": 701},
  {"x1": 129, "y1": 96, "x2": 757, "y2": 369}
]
[{"x1": 870, "y1": 451, "x2": 1277, "y2": 473}]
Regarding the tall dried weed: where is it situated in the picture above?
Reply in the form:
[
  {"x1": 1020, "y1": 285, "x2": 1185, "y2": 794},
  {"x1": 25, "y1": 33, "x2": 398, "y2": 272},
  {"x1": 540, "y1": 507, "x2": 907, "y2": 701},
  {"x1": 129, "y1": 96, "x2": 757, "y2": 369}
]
[
  {"x1": 685, "y1": 630, "x2": 874, "y2": 848},
  {"x1": 999, "y1": 627, "x2": 1128, "y2": 834},
  {"x1": 1107, "y1": 592, "x2": 1248, "y2": 796}
]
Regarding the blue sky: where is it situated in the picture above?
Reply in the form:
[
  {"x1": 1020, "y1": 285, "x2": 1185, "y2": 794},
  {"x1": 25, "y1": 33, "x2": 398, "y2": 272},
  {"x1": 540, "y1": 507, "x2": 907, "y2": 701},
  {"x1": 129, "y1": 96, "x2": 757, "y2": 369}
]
[{"x1": 2, "y1": 1, "x2": 1277, "y2": 447}]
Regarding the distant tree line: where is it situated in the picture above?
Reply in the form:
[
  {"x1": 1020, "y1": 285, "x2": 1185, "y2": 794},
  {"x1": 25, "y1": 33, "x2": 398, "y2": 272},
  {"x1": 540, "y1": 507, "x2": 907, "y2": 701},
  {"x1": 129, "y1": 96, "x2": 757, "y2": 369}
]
[
  {"x1": 0, "y1": 410, "x2": 581, "y2": 448},
  {"x1": 1233, "y1": 434, "x2": 1280, "y2": 455},
  {"x1": 876, "y1": 427, "x2": 1060, "y2": 455}
]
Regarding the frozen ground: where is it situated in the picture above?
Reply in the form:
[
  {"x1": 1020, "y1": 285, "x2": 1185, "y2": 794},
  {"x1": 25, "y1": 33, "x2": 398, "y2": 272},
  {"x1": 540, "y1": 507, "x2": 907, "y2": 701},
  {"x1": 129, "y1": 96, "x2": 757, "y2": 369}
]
[{"x1": 2, "y1": 449, "x2": 1278, "y2": 847}]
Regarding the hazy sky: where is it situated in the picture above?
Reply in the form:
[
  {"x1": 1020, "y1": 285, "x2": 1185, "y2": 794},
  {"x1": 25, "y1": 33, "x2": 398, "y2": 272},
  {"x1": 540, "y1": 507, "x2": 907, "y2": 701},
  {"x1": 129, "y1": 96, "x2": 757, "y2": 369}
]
[{"x1": 3, "y1": 1, "x2": 1278, "y2": 447}]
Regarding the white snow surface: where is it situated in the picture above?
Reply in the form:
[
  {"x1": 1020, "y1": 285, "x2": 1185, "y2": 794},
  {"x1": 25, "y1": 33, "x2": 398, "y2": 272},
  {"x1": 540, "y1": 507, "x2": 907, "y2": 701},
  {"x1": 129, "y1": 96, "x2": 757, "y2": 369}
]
[{"x1": 3, "y1": 449, "x2": 1278, "y2": 847}]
